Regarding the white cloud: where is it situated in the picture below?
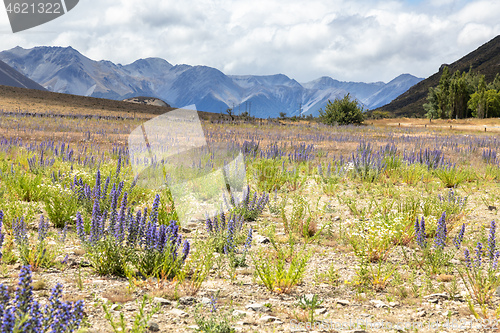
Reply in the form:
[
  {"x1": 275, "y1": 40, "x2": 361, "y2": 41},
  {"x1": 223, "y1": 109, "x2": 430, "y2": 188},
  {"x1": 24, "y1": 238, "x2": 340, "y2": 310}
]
[{"x1": 0, "y1": 0, "x2": 499, "y2": 83}]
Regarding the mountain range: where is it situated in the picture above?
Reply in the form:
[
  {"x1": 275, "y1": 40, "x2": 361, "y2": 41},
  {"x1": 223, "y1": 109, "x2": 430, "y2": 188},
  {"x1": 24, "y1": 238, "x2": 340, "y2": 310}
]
[
  {"x1": 0, "y1": 46, "x2": 422, "y2": 118},
  {"x1": 0, "y1": 58, "x2": 46, "y2": 91},
  {"x1": 377, "y1": 35, "x2": 500, "y2": 117}
]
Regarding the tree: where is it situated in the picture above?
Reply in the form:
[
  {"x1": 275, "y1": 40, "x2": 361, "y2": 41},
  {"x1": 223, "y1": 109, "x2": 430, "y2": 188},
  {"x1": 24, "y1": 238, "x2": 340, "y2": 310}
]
[{"x1": 318, "y1": 94, "x2": 364, "y2": 125}]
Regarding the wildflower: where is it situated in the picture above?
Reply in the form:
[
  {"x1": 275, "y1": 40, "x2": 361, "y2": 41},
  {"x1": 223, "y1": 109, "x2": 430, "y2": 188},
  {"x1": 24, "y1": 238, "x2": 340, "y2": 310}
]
[
  {"x1": 464, "y1": 248, "x2": 472, "y2": 269},
  {"x1": 475, "y1": 242, "x2": 483, "y2": 268},
  {"x1": 450, "y1": 221, "x2": 464, "y2": 248},
  {"x1": 488, "y1": 220, "x2": 496, "y2": 261},
  {"x1": 38, "y1": 216, "x2": 49, "y2": 242},
  {"x1": 0, "y1": 210, "x2": 4, "y2": 260},
  {"x1": 416, "y1": 216, "x2": 427, "y2": 248},
  {"x1": 434, "y1": 212, "x2": 447, "y2": 250}
]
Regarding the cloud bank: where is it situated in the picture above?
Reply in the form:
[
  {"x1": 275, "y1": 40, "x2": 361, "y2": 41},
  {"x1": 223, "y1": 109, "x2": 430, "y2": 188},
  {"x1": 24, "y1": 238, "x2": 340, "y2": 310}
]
[{"x1": 1, "y1": 0, "x2": 499, "y2": 82}]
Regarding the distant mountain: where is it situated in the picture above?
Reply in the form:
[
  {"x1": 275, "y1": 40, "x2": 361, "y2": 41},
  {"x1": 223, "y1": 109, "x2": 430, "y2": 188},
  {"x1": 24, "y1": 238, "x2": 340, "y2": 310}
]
[
  {"x1": 377, "y1": 35, "x2": 500, "y2": 117},
  {"x1": 0, "y1": 59, "x2": 46, "y2": 90},
  {"x1": 0, "y1": 46, "x2": 422, "y2": 117}
]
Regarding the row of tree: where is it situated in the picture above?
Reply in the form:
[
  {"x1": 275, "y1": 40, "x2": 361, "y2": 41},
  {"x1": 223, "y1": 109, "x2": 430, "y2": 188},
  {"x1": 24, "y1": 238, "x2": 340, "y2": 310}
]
[{"x1": 424, "y1": 66, "x2": 500, "y2": 119}]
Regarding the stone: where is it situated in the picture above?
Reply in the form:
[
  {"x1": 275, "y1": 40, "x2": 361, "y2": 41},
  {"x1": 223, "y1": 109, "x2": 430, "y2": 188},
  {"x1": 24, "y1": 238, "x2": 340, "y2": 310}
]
[
  {"x1": 111, "y1": 304, "x2": 122, "y2": 311},
  {"x1": 153, "y1": 297, "x2": 172, "y2": 306},
  {"x1": 255, "y1": 235, "x2": 270, "y2": 244},
  {"x1": 179, "y1": 296, "x2": 196, "y2": 305},
  {"x1": 258, "y1": 315, "x2": 281, "y2": 324},
  {"x1": 315, "y1": 308, "x2": 327, "y2": 315},
  {"x1": 245, "y1": 303, "x2": 271, "y2": 313},
  {"x1": 369, "y1": 300, "x2": 389, "y2": 308},
  {"x1": 148, "y1": 322, "x2": 160, "y2": 332},
  {"x1": 170, "y1": 308, "x2": 188, "y2": 317},
  {"x1": 233, "y1": 310, "x2": 249, "y2": 317},
  {"x1": 336, "y1": 299, "x2": 350, "y2": 306}
]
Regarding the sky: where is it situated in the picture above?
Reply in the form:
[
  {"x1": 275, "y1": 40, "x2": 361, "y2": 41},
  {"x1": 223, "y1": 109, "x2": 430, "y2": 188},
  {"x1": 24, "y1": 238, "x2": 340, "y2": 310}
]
[{"x1": 1, "y1": 0, "x2": 500, "y2": 83}]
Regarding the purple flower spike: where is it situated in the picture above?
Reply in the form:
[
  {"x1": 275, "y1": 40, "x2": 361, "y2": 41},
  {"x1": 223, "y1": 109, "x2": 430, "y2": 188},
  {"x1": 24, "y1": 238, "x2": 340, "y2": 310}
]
[{"x1": 488, "y1": 220, "x2": 496, "y2": 261}]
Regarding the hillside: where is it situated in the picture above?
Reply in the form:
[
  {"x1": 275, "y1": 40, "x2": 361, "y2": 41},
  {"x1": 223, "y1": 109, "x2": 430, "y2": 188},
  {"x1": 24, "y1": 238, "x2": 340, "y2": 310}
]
[
  {"x1": 0, "y1": 59, "x2": 46, "y2": 90},
  {"x1": 0, "y1": 84, "x2": 228, "y2": 121},
  {"x1": 0, "y1": 46, "x2": 422, "y2": 117},
  {"x1": 376, "y1": 35, "x2": 500, "y2": 117}
]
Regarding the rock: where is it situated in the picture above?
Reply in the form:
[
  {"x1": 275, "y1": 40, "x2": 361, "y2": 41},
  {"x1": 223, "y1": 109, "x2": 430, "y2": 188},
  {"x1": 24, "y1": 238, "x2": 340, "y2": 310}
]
[
  {"x1": 153, "y1": 297, "x2": 172, "y2": 306},
  {"x1": 416, "y1": 310, "x2": 426, "y2": 317},
  {"x1": 170, "y1": 308, "x2": 188, "y2": 317},
  {"x1": 233, "y1": 310, "x2": 249, "y2": 317},
  {"x1": 111, "y1": 304, "x2": 122, "y2": 311},
  {"x1": 201, "y1": 297, "x2": 211, "y2": 305},
  {"x1": 315, "y1": 308, "x2": 327, "y2": 315},
  {"x1": 488, "y1": 205, "x2": 497, "y2": 211},
  {"x1": 336, "y1": 299, "x2": 350, "y2": 306},
  {"x1": 389, "y1": 301, "x2": 399, "y2": 308},
  {"x1": 245, "y1": 303, "x2": 271, "y2": 313},
  {"x1": 424, "y1": 293, "x2": 449, "y2": 303},
  {"x1": 179, "y1": 296, "x2": 196, "y2": 305},
  {"x1": 369, "y1": 300, "x2": 389, "y2": 308},
  {"x1": 258, "y1": 315, "x2": 282, "y2": 324},
  {"x1": 255, "y1": 235, "x2": 270, "y2": 244},
  {"x1": 148, "y1": 322, "x2": 160, "y2": 332}
]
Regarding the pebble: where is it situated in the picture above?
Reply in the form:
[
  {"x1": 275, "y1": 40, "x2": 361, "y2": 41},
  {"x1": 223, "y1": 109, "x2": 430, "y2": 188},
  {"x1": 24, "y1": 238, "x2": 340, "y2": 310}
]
[
  {"x1": 245, "y1": 303, "x2": 271, "y2": 313},
  {"x1": 170, "y1": 308, "x2": 188, "y2": 317},
  {"x1": 179, "y1": 296, "x2": 196, "y2": 305},
  {"x1": 153, "y1": 297, "x2": 172, "y2": 306},
  {"x1": 336, "y1": 299, "x2": 350, "y2": 306},
  {"x1": 258, "y1": 315, "x2": 282, "y2": 324},
  {"x1": 148, "y1": 322, "x2": 160, "y2": 332}
]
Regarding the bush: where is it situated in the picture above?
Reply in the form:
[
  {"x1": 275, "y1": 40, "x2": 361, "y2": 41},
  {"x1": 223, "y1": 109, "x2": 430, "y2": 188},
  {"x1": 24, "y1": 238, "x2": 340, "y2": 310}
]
[{"x1": 319, "y1": 94, "x2": 364, "y2": 125}]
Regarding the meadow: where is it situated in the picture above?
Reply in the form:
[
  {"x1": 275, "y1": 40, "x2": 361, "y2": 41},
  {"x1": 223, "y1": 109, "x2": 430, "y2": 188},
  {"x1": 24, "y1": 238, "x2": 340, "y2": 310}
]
[{"x1": 1, "y1": 106, "x2": 500, "y2": 332}]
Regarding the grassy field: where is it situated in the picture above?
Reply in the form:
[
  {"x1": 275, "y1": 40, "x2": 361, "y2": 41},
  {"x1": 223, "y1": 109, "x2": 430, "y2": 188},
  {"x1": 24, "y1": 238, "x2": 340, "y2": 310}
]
[{"x1": 1, "y1": 98, "x2": 500, "y2": 332}]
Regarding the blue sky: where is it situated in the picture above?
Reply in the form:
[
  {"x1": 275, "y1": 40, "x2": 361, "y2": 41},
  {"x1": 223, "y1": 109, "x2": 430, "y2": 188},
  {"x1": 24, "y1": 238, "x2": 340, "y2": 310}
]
[{"x1": 1, "y1": 0, "x2": 499, "y2": 83}]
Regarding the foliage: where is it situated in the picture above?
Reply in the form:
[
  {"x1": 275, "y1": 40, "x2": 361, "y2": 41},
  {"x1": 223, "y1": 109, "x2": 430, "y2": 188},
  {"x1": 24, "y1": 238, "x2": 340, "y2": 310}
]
[
  {"x1": 76, "y1": 194, "x2": 190, "y2": 278},
  {"x1": 0, "y1": 265, "x2": 85, "y2": 332},
  {"x1": 228, "y1": 186, "x2": 268, "y2": 221},
  {"x1": 13, "y1": 216, "x2": 58, "y2": 270},
  {"x1": 318, "y1": 94, "x2": 364, "y2": 125},
  {"x1": 194, "y1": 293, "x2": 235, "y2": 333},
  {"x1": 406, "y1": 213, "x2": 465, "y2": 275},
  {"x1": 252, "y1": 234, "x2": 311, "y2": 293},
  {"x1": 459, "y1": 221, "x2": 500, "y2": 316},
  {"x1": 424, "y1": 66, "x2": 500, "y2": 119},
  {"x1": 102, "y1": 295, "x2": 160, "y2": 333}
]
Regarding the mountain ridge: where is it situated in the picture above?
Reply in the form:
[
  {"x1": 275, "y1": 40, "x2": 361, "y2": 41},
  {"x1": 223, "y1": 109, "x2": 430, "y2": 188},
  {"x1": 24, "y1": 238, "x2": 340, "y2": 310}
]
[
  {"x1": 0, "y1": 46, "x2": 423, "y2": 117},
  {"x1": 376, "y1": 35, "x2": 500, "y2": 117}
]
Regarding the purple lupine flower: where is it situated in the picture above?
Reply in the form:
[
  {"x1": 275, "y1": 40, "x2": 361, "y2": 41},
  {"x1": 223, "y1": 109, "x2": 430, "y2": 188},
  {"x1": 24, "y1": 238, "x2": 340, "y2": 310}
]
[
  {"x1": 416, "y1": 216, "x2": 427, "y2": 248},
  {"x1": 38, "y1": 215, "x2": 49, "y2": 242},
  {"x1": 434, "y1": 212, "x2": 447, "y2": 250},
  {"x1": 464, "y1": 248, "x2": 472, "y2": 269},
  {"x1": 150, "y1": 194, "x2": 160, "y2": 225},
  {"x1": 475, "y1": 242, "x2": 483, "y2": 268},
  {"x1": 114, "y1": 192, "x2": 128, "y2": 243},
  {"x1": 75, "y1": 212, "x2": 85, "y2": 240},
  {"x1": 493, "y1": 251, "x2": 500, "y2": 270},
  {"x1": 13, "y1": 217, "x2": 28, "y2": 246},
  {"x1": 15, "y1": 265, "x2": 34, "y2": 316},
  {"x1": 244, "y1": 227, "x2": 253, "y2": 249},
  {"x1": 1, "y1": 307, "x2": 15, "y2": 332},
  {"x1": 206, "y1": 216, "x2": 213, "y2": 233},
  {"x1": 0, "y1": 210, "x2": 4, "y2": 260},
  {"x1": 488, "y1": 220, "x2": 496, "y2": 261},
  {"x1": 209, "y1": 295, "x2": 217, "y2": 313},
  {"x1": 94, "y1": 169, "x2": 101, "y2": 201},
  {"x1": 115, "y1": 154, "x2": 122, "y2": 178},
  {"x1": 182, "y1": 240, "x2": 190, "y2": 262},
  {"x1": 453, "y1": 223, "x2": 465, "y2": 249}
]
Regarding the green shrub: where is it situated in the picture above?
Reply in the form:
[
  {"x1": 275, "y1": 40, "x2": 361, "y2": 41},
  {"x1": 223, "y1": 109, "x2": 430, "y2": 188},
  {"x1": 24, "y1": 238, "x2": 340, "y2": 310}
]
[{"x1": 318, "y1": 94, "x2": 364, "y2": 125}]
